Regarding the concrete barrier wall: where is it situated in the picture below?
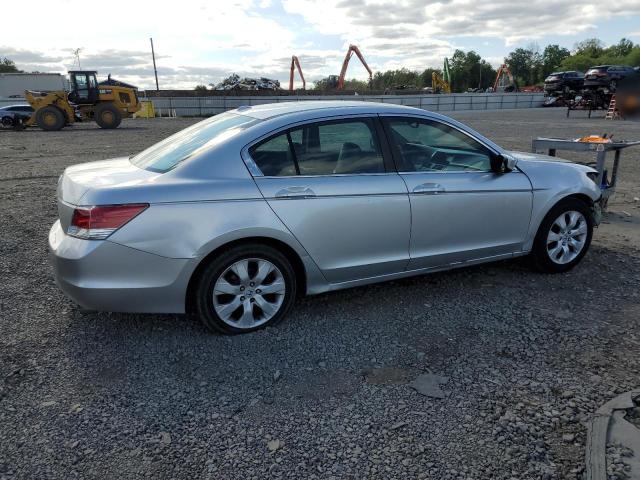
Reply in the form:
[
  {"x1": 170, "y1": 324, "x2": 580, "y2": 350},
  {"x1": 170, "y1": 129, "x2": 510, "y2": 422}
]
[
  {"x1": 147, "y1": 93, "x2": 545, "y2": 117},
  {"x1": 0, "y1": 92, "x2": 545, "y2": 116}
]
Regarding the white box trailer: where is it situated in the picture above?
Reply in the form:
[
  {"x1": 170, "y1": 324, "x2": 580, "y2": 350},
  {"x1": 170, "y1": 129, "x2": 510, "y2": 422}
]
[{"x1": 0, "y1": 73, "x2": 68, "y2": 98}]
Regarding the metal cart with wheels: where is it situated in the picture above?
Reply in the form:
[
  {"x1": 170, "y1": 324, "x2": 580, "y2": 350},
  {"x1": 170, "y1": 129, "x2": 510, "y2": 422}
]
[{"x1": 531, "y1": 137, "x2": 640, "y2": 210}]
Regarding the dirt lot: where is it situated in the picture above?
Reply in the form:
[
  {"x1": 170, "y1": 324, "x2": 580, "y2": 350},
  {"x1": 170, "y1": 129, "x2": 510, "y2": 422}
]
[{"x1": 1, "y1": 108, "x2": 639, "y2": 480}]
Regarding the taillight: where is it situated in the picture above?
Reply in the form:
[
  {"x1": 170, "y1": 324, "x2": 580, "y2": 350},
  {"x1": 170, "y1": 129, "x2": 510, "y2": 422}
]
[{"x1": 68, "y1": 203, "x2": 149, "y2": 240}]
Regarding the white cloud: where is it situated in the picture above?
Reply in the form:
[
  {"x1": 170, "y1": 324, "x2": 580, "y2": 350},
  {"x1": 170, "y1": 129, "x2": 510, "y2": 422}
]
[
  {"x1": 283, "y1": 0, "x2": 640, "y2": 46},
  {"x1": 1, "y1": 0, "x2": 639, "y2": 89},
  {"x1": 1, "y1": 0, "x2": 298, "y2": 89}
]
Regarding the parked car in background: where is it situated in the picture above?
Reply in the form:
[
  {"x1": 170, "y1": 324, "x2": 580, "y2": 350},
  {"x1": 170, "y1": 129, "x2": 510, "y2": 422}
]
[
  {"x1": 50, "y1": 101, "x2": 602, "y2": 334},
  {"x1": 0, "y1": 105, "x2": 34, "y2": 126},
  {"x1": 544, "y1": 71, "x2": 584, "y2": 93},
  {"x1": 584, "y1": 65, "x2": 636, "y2": 91}
]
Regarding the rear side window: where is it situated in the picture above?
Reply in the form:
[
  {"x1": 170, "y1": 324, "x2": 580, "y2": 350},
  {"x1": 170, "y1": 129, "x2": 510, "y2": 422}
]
[
  {"x1": 132, "y1": 112, "x2": 260, "y2": 173},
  {"x1": 250, "y1": 134, "x2": 297, "y2": 176},
  {"x1": 250, "y1": 118, "x2": 384, "y2": 176}
]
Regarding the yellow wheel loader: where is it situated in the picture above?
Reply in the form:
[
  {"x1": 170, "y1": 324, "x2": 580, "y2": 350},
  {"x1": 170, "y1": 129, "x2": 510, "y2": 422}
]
[{"x1": 25, "y1": 71, "x2": 141, "y2": 131}]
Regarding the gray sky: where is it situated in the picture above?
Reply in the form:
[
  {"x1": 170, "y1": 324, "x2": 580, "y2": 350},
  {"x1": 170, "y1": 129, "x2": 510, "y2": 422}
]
[{"x1": 2, "y1": 0, "x2": 640, "y2": 89}]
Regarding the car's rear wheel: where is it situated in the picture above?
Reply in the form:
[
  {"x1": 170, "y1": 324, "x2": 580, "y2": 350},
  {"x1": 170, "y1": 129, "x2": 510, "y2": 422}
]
[
  {"x1": 195, "y1": 244, "x2": 297, "y2": 334},
  {"x1": 531, "y1": 198, "x2": 593, "y2": 273}
]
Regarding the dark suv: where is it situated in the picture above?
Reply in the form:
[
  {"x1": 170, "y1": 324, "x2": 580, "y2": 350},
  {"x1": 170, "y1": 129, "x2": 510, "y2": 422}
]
[
  {"x1": 584, "y1": 65, "x2": 636, "y2": 91},
  {"x1": 544, "y1": 71, "x2": 584, "y2": 93}
]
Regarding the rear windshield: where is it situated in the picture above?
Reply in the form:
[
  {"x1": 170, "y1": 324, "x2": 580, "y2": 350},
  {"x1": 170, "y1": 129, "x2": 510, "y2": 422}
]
[{"x1": 131, "y1": 112, "x2": 260, "y2": 172}]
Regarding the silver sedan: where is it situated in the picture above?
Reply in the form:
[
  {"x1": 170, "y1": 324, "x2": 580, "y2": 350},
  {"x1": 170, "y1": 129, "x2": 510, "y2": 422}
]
[{"x1": 50, "y1": 101, "x2": 602, "y2": 334}]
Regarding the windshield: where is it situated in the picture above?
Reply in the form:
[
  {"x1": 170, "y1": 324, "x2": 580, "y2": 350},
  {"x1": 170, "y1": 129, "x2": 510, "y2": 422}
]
[{"x1": 131, "y1": 112, "x2": 260, "y2": 172}]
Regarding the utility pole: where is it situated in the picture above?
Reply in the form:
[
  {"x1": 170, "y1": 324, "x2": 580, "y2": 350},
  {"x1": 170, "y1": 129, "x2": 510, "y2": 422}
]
[{"x1": 150, "y1": 37, "x2": 159, "y2": 91}]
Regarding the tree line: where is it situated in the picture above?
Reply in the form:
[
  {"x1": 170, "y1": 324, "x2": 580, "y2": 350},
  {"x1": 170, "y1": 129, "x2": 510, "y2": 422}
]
[{"x1": 313, "y1": 37, "x2": 640, "y2": 92}]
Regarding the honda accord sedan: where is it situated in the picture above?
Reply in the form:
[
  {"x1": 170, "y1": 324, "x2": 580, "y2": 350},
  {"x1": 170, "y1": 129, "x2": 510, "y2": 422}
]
[{"x1": 50, "y1": 101, "x2": 601, "y2": 334}]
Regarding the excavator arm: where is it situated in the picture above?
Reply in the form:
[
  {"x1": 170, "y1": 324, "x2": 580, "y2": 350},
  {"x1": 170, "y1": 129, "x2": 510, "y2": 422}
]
[
  {"x1": 432, "y1": 72, "x2": 451, "y2": 94},
  {"x1": 289, "y1": 56, "x2": 306, "y2": 91},
  {"x1": 493, "y1": 64, "x2": 517, "y2": 92},
  {"x1": 337, "y1": 45, "x2": 372, "y2": 89}
]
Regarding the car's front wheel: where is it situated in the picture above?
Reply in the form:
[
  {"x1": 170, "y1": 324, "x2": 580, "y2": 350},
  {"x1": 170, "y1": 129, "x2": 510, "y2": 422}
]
[
  {"x1": 195, "y1": 244, "x2": 297, "y2": 334},
  {"x1": 531, "y1": 198, "x2": 593, "y2": 273}
]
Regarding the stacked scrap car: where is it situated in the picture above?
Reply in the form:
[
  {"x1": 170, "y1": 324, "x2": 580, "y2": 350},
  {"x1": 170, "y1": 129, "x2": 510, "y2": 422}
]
[
  {"x1": 212, "y1": 74, "x2": 281, "y2": 91},
  {"x1": 544, "y1": 71, "x2": 584, "y2": 94},
  {"x1": 584, "y1": 65, "x2": 636, "y2": 91}
]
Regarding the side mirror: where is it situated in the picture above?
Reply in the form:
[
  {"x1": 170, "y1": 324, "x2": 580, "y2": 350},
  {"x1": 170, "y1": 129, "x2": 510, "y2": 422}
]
[
  {"x1": 490, "y1": 153, "x2": 517, "y2": 173},
  {"x1": 503, "y1": 155, "x2": 518, "y2": 172}
]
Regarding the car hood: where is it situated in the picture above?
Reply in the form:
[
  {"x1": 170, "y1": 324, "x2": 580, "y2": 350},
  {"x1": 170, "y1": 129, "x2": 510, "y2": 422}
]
[{"x1": 507, "y1": 150, "x2": 596, "y2": 173}]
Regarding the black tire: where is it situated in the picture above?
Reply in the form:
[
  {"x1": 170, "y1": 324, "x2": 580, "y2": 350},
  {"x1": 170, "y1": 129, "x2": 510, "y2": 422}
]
[
  {"x1": 36, "y1": 106, "x2": 65, "y2": 131},
  {"x1": 531, "y1": 197, "x2": 594, "y2": 273},
  {"x1": 195, "y1": 244, "x2": 297, "y2": 334},
  {"x1": 94, "y1": 103, "x2": 122, "y2": 129},
  {"x1": 1, "y1": 116, "x2": 13, "y2": 127}
]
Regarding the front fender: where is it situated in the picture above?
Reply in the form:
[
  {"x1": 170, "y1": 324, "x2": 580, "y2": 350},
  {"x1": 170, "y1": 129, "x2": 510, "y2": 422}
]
[{"x1": 515, "y1": 157, "x2": 600, "y2": 251}]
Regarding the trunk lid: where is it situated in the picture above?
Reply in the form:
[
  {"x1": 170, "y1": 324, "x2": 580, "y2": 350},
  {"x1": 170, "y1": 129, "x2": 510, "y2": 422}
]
[{"x1": 57, "y1": 157, "x2": 158, "y2": 231}]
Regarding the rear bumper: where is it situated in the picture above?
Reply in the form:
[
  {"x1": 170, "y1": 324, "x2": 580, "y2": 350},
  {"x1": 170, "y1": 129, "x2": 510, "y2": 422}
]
[{"x1": 49, "y1": 220, "x2": 193, "y2": 313}]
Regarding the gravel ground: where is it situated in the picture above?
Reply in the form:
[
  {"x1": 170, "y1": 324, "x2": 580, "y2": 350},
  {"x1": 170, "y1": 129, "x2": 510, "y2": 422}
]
[{"x1": 1, "y1": 108, "x2": 640, "y2": 480}]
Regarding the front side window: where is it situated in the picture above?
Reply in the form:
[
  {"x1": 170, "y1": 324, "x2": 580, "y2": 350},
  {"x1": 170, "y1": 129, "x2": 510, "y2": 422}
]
[
  {"x1": 132, "y1": 112, "x2": 259, "y2": 173},
  {"x1": 250, "y1": 118, "x2": 385, "y2": 176},
  {"x1": 385, "y1": 118, "x2": 493, "y2": 173}
]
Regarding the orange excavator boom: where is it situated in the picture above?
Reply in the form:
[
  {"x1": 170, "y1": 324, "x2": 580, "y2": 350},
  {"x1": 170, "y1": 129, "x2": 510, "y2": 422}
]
[
  {"x1": 337, "y1": 44, "x2": 372, "y2": 89},
  {"x1": 289, "y1": 55, "x2": 306, "y2": 91},
  {"x1": 493, "y1": 64, "x2": 517, "y2": 92}
]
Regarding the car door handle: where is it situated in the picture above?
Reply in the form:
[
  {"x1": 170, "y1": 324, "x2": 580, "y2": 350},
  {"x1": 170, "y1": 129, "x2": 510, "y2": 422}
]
[
  {"x1": 275, "y1": 186, "x2": 316, "y2": 198},
  {"x1": 412, "y1": 183, "x2": 445, "y2": 195}
]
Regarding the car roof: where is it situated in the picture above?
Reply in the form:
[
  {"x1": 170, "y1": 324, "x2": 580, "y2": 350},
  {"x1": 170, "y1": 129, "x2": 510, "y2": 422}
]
[{"x1": 235, "y1": 100, "x2": 438, "y2": 121}]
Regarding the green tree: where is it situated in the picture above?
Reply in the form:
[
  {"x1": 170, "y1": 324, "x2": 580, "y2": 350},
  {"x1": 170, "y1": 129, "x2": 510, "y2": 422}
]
[
  {"x1": 449, "y1": 50, "x2": 496, "y2": 91},
  {"x1": 370, "y1": 68, "x2": 420, "y2": 90},
  {"x1": 542, "y1": 45, "x2": 570, "y2": 76},
  {"x1": 313, "y1": 77, "x2": 370, "y2": 91},
  {"x1": 559, "y1": 53, "x2": 596, "y2": 72},
  {"x1": 0, "y1": 57, "x2": 21, "y2": 73},
  {"x1": 194, "y1": 85, "x2": 208, "y2": 93},
  {"x1": 341, "y1": 78, "x2": 370, "y2": 90},
  {"x1": 573, "y1": 38, "x2": 605, "y2": 57},
  {"x1": 625, "y1": 47, "x2": 640, "y2": 67},
  {"x1": 505, "y1": 47, "x2": 542, "y2": 85},
  {"x1": 608, "y1": 38, "x2": 634, "y2": 57}
]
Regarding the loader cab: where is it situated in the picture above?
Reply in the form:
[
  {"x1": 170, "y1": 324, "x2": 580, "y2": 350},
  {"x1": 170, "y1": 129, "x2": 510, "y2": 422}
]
[{"x1": 68, "y1": 71, "x2": 99, "y2": 105}]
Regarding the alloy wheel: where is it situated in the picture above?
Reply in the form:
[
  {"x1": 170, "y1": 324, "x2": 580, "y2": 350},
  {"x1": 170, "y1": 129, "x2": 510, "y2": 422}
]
[
  {"x1": 212, "y1": 258, "x2": 286, "y2": 329},
  {"x1": 546, "y1": 210, "x2": 588, "y2": 264}
]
